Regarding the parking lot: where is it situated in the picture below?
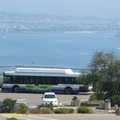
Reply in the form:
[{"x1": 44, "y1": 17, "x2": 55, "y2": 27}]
[
  {"x1": 1, "y1": 91, "x2": 120, "y2": 120},
  {"x1": 0, "y1": 90, "x2": 91, "y2": 106},
  {"x1": 0, "y1": 91, "x2": 90, "y2": 119}
]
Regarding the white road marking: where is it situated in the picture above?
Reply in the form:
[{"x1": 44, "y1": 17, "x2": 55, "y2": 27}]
[{"x1": 59, "y1": 101, "x2": 71, "y2": 106}]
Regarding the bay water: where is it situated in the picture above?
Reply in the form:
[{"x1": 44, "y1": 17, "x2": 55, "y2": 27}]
[{"x1": 0, "y1": 32, "x2": 120, "y2": 71}]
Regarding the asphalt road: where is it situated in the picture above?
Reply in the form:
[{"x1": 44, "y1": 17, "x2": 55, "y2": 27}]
[{"x1": 1, "y1": 114, "x2": 120, "y2": 120}]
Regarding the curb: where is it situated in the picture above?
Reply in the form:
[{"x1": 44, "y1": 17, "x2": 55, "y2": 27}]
[
  {"x1": 0, "y1": 113, "x2": 116, "y2": 117},
  {"x1": 29, "y1": 113, "x2": 117, "y2": 117},
  {"x1": 2, "y1": 114, "x2": 24, "y2": 117},
  {"x1": 0, "y1": 113, "x2": 117, "y2": 117}
]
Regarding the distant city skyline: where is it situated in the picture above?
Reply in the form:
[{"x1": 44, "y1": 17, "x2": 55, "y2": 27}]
[{"x1": 0, "y1": 0, "x2": 120, "y2": 18}]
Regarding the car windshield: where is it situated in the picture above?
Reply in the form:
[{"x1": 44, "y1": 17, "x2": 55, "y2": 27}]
[
  {"x1": 44, "y1": 95, "x2": 56, "y2": 98},
  {"x1": 25, "y1": 103, "x2": 34, "y2": 107}
]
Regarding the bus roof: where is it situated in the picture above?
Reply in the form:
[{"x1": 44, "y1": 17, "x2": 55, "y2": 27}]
[{"x1": 4, "y1": 68, "x2": 80, "y2": 77}]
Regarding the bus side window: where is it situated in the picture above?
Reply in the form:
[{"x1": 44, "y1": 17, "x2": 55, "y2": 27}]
[
  {"x1": 71, "y1": 78, "x2": 77, "y2": 84},
  {"x1": 10, "y1": 76, "x2": 15, "y2": 83},
  {"x1": 24, "y1": 76, "x2": 31, "y2": 84},
  {"x1": 34, "y1": 76, "x2": 41, "y2": 84},
  {"x1": 65, "y1": 77, "x2": 69, "y2": 83},
  {"x1": 51, "y1": 77, "x2": 58, "y2": 85},
  {"x1": 59, "y1": 78, "x2": 62, "y2": 83},
  {"x1": 15, "y1": 76, "x2": 21, "y2": 84}
]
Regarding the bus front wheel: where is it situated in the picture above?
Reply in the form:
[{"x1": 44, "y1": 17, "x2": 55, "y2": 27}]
[
  {"x1": 65, "y1": 87, "x2": 72, "y2": 94},
  {"x1": 12, "y1": 86, "x2": 20, "y2": 93}
]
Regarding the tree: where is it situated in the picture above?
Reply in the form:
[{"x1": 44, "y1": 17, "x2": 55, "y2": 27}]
[
  {"x1": 90, "y1": 52, "x2": 117, "y2": 69},
  {"x1": 76, "y1": 69, "x2": 91, "y2": 91},
  {"x1": 77, "y1": 52, "x2": 120, "y2": 97},
  {"x1": 3, "y1": 98, "x2": 16, "y2": 113}
]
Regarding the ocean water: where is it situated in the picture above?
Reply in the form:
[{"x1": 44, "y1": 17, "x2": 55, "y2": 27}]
[{"x1": 0, "y1": 32, "x2": 120, "y2": 70}]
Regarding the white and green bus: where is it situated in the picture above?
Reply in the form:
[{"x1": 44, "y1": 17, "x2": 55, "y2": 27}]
[{"x1": 2, "y1": 67, "x2": 92, "y2": 94}]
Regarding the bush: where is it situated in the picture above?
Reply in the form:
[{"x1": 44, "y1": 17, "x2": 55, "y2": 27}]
[
  {"x1": 30, "y1": 107, "x2": 74, "y2": 114},
  {"x1": 3, "y1": 98, "x2": 13, "y2": 104},
  {"x1": 17, "y1": 104, "x2": 29, "y2": 114},
  {"x1": 6, "y1": 117, "x2": 17, "y2": 120},
  {"x1": 29, "y1": 108, "x2": 53, "y2": 114},
  {"x1": 54, "y1": 108, "x2": 74, "y2": 114},
  {"x1": 40, "y1": 103, "x2": 54, "y2": 110},
  {"x1": 41, "y1": 108, "x2": 53, "y2": 114},
  {"x1": 89, "y1": 93, "x2": 112, "y2": 102},
  {"x1": 111, "y1": 95, "x2": 120, "y2": 106},
  {"x1": 3, "y1": 98, "x2": 16, "y2": 113},
  {"x1": 88, "y1": 107, "x2": 93, "y2": 113},
  {"x1": 54, "y1": 108, "x2": 69, "y2": 114},
  {"x1": 68, "y1": 108, "x2": 74, "y2": 113},
  {"x1": 81, "y1": 101, "x2": 99, "y2": 107},
  {"x1": 89, "y1": 94, "x2": 98, "y2": 101},
  {"x1": 115, "y1": 108, "x2": 120, "y2": 115},
  {"x1": 29, "y1": 108, "x2": 41, "y2": 114},
  {"x1": 89, "y1": 94, "x2": 120, "y2": 107},
  {"x1": 77, "y1": 107, "x2": 93, "y2": 113}
]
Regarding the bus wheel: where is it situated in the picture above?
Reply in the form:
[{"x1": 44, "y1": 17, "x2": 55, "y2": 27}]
[
  {"x1": 13, "y1": 86, "x2": 20, "y2": 93},
  {"x1": 65, "y1": 87, "x2": 72, "y2": 94}
]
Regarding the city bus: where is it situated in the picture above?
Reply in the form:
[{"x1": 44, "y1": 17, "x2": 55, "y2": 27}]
[{"x1": 2, "y1": 67, "x2": 92, "y2": 94}]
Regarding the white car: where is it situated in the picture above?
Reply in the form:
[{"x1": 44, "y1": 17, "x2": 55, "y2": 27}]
[
  {"x1": 42, "y1": 92, "x2": 58, "y2": 107},
  {"x1": 14, "y1": 102, "x2": 37, "y2": 111}
]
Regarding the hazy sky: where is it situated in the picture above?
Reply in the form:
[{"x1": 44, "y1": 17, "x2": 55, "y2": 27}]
[{"x1": 0, "y1": 0, "x2": 120, "y2": 18}]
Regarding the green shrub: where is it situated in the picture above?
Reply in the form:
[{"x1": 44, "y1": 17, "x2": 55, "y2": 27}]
[
  {"x1": 68, "y1": 108, "x2": 74, "y2": 113},
  {"x1": 111, "y1": 95, "x2": 120, "y2": 106},
  {"x1": 89, "y1": 93, "x2": 112, "y2": 101},
  {"x1": 88, "y1": 108, "x2": 93, "y2": 113},
  {"x1": 81, "y1": 100, "x2": 99, "y2": 107},
  {"x1": 115, "y1": 108, "x2": 120, "y2": 115},
  {"x1": 89, "y1": 94, "x2": 120, "y2": 107},
  {"x1": 40, "y1": 103, "x2": 54, "y2": 110},
  {"x1": 41, "y1": 108, "x2": 53, "y2": 114},
  {"x1": 3, "y1": 98, "x2": 13, "y2": 104},
  {"x1": 30, "y1": 107, "x2": 74, "y2": 114},
  {"x1": 54, "y1": 108, "x2": 74, "y2": 114},
  {"x1": 29, "y1": 108, "x2": 53, "y2": 114},
  {"x1": 6, "y1": 117, "x2": 17, "y2": 120},
  {"x1": 89, "y1": 94, "x2": 98, "y2": 101},
  {"x1": 54, "y1": 108, "x2": 69, "y2": 114},
  {"x1": 17, "y1": 104, "x2": 29, "y2": 114},
  {"x1": 77, "y1": 107, "x2": 93, "y2": 113},
  {"x1": 3, "y1": 98, "x2": 16, "y2": 113},
  {"x1": 29, "y1": 108, "x2": 41, "y2": 114}
]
